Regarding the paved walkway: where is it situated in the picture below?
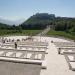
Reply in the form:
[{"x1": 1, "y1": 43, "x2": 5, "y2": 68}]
[
  {"x1": 40, "y1": 37, "x2": 75, "y2": 75},
  {"x1": 37, "y1": 26, "x2": 50, "y2": 36}
]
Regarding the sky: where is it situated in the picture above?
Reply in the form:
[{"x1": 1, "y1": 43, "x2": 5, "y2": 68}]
[{"x1": 0, "y1": 0, "x2": 75, "y2": 21}]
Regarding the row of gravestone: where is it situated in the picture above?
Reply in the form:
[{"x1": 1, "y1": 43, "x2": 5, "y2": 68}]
[{"x1": 53, "y1": 41, "x2": 75, "y2": 71}]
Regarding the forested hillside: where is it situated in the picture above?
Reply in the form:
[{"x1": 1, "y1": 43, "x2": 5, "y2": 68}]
[
  {"x1": 0, "y1": 23, "x2": 10, "y2": 29},
  {"x1": 20, "y1": 13, "x2": 55, "y2": 29},
  {"x1": 0, "y1": 13, "x2": 75, "y2": 38},
  {"x1": 54, "y1": 17, "x2": 75, "y2": 33},
  {"x1": 20, "y1": 13, "x2": 75, "y2": 34},
  {"x1": 0, "y1": 13, "x2": 75, "y2": 33}
]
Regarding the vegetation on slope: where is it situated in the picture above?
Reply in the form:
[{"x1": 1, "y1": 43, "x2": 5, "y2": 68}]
[
  {"x1": 20, "y1": 13, "x2": 55, "y2": 29},
  {"x1": 0, "y1": 13, "x2": 75, "y2": 40},
  {"x1": 20, "y1": 13, "x2": 75, "y2": 34},
  {"x1": 0, "y1": 30, "x2": 42, "y2": 36},
  {"x1": 47, "y1": 30, "x2": 75, "y2": 40}
]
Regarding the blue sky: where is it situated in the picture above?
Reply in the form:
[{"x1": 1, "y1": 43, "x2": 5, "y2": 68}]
[{"x1": 0, "y1": 0, "x2": 75, "y2": 20}]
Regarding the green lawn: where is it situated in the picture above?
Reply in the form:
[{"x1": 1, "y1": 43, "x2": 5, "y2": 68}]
[
  {"x1": 46, "y1": 30, "x2": 75, "y2": 40},
  {"x1": 0, "y1": 30, "x2": 42, "y2": 36}
]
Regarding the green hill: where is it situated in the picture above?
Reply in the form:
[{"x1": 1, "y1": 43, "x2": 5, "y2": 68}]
[
  {"x1": 0, "y1": 23, "x2": 11, "y2": 29},
  {"x1": 20, "y1": 13, "x2": 75, "y2": 32},
  {"x1": 24, "y1": 13, "x2": 55, "y2": 24},
  {"x1": 21, "y1": 13, "x2": 55, "y2": 29},
  {"x1": 0, "y1": 13, "x2": 75, "y2": 39}
]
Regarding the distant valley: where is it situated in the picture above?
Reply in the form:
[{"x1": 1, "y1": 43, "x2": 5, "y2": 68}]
[{"x1": 0, "y1": 18, "x2": 25, "y2": 25}]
